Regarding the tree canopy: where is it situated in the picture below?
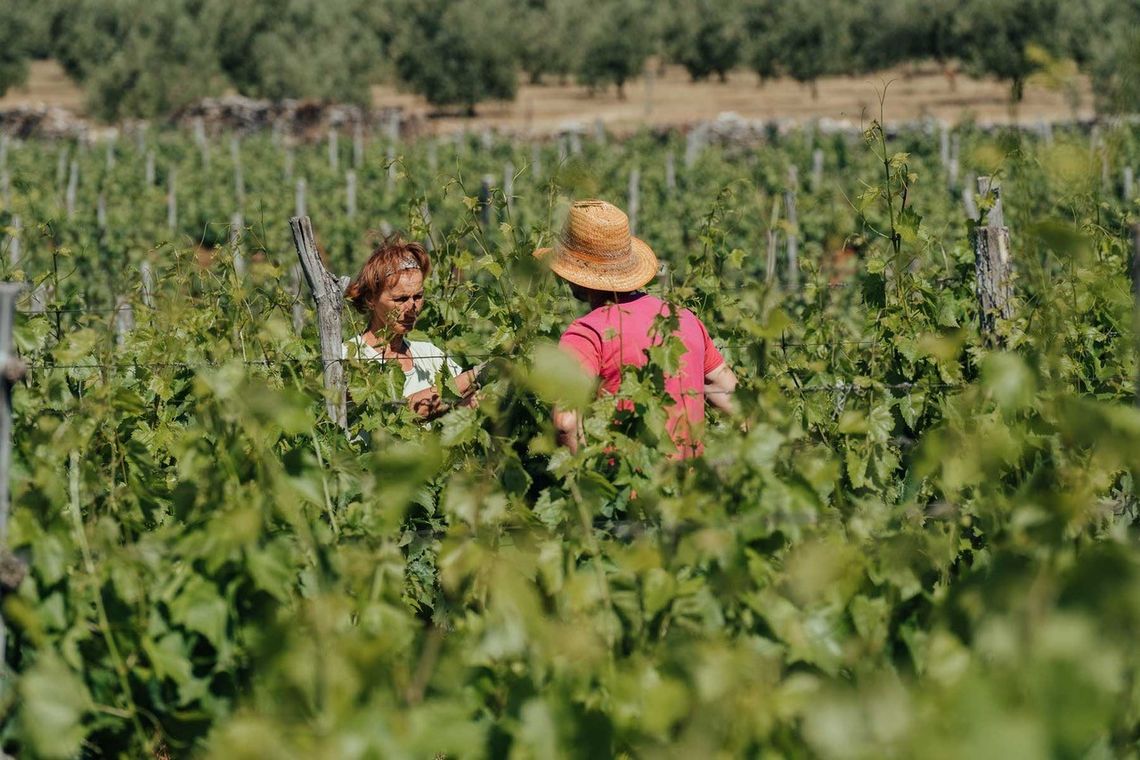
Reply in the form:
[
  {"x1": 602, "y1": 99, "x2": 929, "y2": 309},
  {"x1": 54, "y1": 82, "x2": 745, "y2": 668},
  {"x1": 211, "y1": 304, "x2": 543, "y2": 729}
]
[{"x1": 0, "y1": 0, "x2": 1136, "y2": 120}]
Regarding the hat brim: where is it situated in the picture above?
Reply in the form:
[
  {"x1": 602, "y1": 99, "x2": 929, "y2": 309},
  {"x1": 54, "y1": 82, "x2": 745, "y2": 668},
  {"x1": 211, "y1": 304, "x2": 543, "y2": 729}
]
[{"x1": 534, "y1": 236, "x2": 659, "y2": 293}]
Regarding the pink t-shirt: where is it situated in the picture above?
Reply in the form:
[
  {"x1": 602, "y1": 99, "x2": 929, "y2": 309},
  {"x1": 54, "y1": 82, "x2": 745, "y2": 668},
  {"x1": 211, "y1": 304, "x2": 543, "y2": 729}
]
[{"x1": 559, "y1": 293, "x2": 725, "y2": 453}]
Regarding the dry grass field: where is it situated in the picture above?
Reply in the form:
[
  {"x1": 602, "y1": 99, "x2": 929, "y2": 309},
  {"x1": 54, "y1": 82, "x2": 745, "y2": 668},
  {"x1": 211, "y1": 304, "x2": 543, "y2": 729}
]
[{"x1": 0, "y1": 58, "x2": 1095, "y2": 135}]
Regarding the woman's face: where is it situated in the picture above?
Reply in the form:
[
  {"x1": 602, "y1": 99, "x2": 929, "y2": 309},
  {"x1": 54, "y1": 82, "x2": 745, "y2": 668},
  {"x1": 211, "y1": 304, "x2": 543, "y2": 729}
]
[{"x1": 371, "y1": 269, "x2": 424, "y2": 335}]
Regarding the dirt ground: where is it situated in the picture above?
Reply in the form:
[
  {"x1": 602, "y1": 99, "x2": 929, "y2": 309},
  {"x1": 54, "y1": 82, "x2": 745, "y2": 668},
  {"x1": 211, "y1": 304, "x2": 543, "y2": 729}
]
[{"x1": 0, "y1": 58, "x2": 1095, "y2": 136}]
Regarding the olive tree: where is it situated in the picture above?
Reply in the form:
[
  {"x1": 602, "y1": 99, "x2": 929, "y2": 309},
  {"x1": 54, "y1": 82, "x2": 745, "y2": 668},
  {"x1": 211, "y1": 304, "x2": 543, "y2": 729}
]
[
  {"x1": 741, "y1": 0, "x2": 781, "y2": 84},
  {"x1": 52, "y1": 0, "x2": 223, "y2": 120},
  {"x1": 662, "y1": 0, "x2": 744, "y2": 83},
  {"x1": 0, "y1": 0, "x2": 36, "y2": 96},
  {"x1": 767, "y1": 0, "x2": 848, "y2": 98},
  {"x1": 516, "y1": 0, "x2": 582, "y2": 85},
  {"x1": 955, "y1": 0, "x2": 1063, "y2": 103},
  {"x1": 575, "y1": 0, "x2": 656, "y2": 98},
  {"x1": 206, "y1": 0, "x2": 384, "y2": 106},
  {"x1": 389, "y1": 0, "x2": 518, "y2": 115}
]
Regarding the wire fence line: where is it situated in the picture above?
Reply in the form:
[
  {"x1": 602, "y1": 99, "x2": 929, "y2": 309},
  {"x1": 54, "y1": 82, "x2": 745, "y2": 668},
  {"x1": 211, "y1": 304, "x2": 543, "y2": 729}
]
[{"x1": 18, "y1": 354, "x2": 966, "y2": 398}]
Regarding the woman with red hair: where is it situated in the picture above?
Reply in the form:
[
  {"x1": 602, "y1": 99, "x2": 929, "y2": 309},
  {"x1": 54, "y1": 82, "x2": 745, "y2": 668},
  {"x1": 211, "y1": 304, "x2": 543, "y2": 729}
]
[{"x1": 344, "y1": 236, "x2": 480, "y2": 418}]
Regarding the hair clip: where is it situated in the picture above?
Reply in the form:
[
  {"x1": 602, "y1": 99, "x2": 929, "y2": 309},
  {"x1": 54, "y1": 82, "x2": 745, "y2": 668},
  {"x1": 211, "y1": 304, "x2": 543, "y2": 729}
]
[{"x1": 384, "y1": 256, "x2": 421, "y2": 278}]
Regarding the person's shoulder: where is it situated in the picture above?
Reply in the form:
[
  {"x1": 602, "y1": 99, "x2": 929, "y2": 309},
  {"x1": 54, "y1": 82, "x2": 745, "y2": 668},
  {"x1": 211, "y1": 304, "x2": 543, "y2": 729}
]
[
  {"x1": 407, "y1": 339, "x2": 444, "y2": 357},
  {"x1": 410, "y1": 339, "x2": 462, "y2": 366}
]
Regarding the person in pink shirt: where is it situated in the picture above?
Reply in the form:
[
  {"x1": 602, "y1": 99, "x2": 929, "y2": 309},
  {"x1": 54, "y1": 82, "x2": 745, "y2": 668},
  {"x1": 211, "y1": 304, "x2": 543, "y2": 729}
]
[{"x1": 534, "y1": 199, "x2": 739, "y2": 455}]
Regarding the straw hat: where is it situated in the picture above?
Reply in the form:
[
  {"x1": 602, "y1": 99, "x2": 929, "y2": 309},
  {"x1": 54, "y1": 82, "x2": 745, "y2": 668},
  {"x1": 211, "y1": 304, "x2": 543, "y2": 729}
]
[{"x1": 534, "y1": 200, "x2": 659, "y2": 292}]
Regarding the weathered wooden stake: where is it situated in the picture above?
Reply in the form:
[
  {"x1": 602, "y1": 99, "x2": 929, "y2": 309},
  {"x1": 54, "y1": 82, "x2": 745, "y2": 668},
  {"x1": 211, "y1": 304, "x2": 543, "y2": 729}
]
[
  {"x1": 387, "y1": 111, "x2": 401, "y2": 144},
  {"x1": 569, "y1": 132, "x2": 582, "y2": 156},
  {"x1": 765, "y1": 197, "x2": 780, "y2": 285},
  {"x1": 385, "y1": 111, "x2": 399, "y2": 144},
  {"x1": 328, "y1": 128, "x2": 339, "y2": 171},
  {"x1": 230, "y1": 213, "x2": 245, "y2": 278},
  {"x1": 167, "y1": 169, "x2": 177, "y2": 231},
  {"x1": 939, "y1": 123, "x2": 950, "y2": 169},
  {"x1": 1, "y1": 170, "x2": 10, "y2": 211},
  {"x1": 949, "y1": 133, "x2": 961, "y2": 189},
  {"x1": 231, "y1": 137, "x2": 244, "y2": 207},
  {"x1": 7, "y1": 216, "x2": 20, "y2": 268},
  {"x1": 1124, "y1": 167, "x2": 1134, "y2": 202},
  {"x1": 594, "y1": 118, "x2": 606, "y2": 145},
  {"x1": 420, "y1": 203, "x2": 434, "y2": 252},
  {"x1": 0, "y1": 281, "x2": 26, "y2": 663},
  {"x1": 963, "y1": 181, "x2": 978, "y2": 221},
  {"x1": 1133, "y1": 225, "x2": 1140, "y2": 406},
  {"x1": 284, "y1": 147, "x2": 294, "y2": 182},
  {"x1": 141, "y1": 261, "x2": 155, "y2": 308},
  {"x1": 972, "y1": 176, "x2": 1013, "y2": 345},
  {"x1": 290, "y1": 264, "x2": 305, "y2": 334},
  {"x1": 346, "y1": 170, "x2": 357, "y2": 220},
  {"x1": 114, "y1": 299, "x2": 134, "y2": 346},
  {"x1": 785, "y1": 166, "x2": 800, "y2": 289},
  {"x1": 665, "y1": 151, "x2": 676, "y2": 193},
  {"x1": 627, "y1": 167, "x2": 641, "y2": 236},
  {"x1": 684, "y1": 126, "x2": 705, "y2": 168},
  {"x1": 144, "y1": 150, "x2": 155, "y2": 186},
  {"x1": 479, "y1": 175, "x2": 494, "y2": 227},
  {"x1": 353, "y1": 124, "x2": 364, "y2": 169},
  {"x1": 289, "y1": 216, "x2": 347, "y2": 429},
  {"x1": 55, "y1": 147, "x2": 67, "y2": 195},
  {"x1": 194, "y1": 117, "x2": 209, "y2": 167},
  {"x1": 386, "y1": 145, "x2": 397, "y2": 194},
  {"x1": 811, "y1": 149, "x2": 824, "y2": 191},
  {"x1": 65, "y1": 160, "x2": 79, "y2": 219},
  {"x1": 295, "y1": 178, "x2": 307, "y2": 218},
  {"x1": 96, "y1": 193, "x2": 107, "y2": 231},
  {"x1": 503, "y1": 161, "x2": 515, "y2": 214}
]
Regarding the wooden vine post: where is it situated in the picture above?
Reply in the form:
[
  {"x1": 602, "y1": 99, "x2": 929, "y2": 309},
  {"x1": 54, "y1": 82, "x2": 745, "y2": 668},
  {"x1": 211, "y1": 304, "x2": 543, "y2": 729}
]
[
  {"x1": 503, "y1": 162, "x2": 515, "y2": 215},
  {"x1": 1133, "y1": 225, "x2": 1140, "y2": 406},
  {"x1": 290, "y1": 216, "x2": 347, "y2": 430},
  {"x1": 972, "y1": 176, "x2": 1013, "y2": 346},
  {"x1": 479, "y1": 175, "x2": 493, "y2": 227},
  {"x1": 0, "y1": 282, "x2": 27, "y2": 662},
  {"x1": 785, "y1": 165, "x2": 800, "y2": 290}
]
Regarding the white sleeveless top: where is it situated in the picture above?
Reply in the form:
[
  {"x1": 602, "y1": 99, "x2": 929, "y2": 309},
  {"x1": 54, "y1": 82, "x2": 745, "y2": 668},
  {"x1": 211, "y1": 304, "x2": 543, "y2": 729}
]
[{"x1": 343, "y1": 336, "x2": 464, "y2": 397}]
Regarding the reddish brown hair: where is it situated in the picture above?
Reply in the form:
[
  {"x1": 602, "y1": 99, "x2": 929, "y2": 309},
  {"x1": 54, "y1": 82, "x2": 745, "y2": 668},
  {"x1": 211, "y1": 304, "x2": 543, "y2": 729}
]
[{"x1": 345, "y1": 235, "x2": 431, "y2": 314}]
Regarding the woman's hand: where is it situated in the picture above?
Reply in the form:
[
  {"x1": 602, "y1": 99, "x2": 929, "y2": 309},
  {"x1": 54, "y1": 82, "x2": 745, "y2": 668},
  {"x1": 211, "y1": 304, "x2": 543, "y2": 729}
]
[
  {"x1": 407, "y1": 387, "x2": 444, "y2": 418},
  {"x1": 407, "y1": 384, "x2": 479, "y2": 419}
]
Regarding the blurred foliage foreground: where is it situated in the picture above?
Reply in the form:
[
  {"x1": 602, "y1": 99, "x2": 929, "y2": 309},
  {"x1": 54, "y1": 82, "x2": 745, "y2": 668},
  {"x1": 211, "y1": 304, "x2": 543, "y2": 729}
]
[{"x1": 2, "y1": 121, "x2": 1140, "y2": 758}]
